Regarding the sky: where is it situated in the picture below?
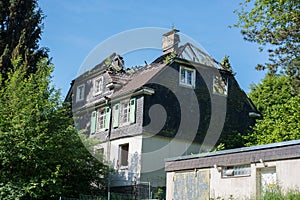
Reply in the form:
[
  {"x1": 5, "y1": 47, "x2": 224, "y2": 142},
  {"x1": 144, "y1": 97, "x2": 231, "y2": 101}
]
[{"x1": 39, "y1": 0, "x2": 268, "y2": 97}]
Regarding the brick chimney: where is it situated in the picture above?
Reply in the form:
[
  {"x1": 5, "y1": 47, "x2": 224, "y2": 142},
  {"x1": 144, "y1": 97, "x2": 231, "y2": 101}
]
[{"x1": 162, "y1": 29, "x2": 180, "y2": 55}]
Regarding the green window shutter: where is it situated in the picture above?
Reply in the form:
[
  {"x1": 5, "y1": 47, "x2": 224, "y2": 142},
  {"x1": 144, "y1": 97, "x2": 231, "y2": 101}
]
[
  {"x1": 90, "y1": 111, "x2": 97, "y2": 134},
  {"x1": 105, "y1": 107, "x2": 111, "y2": 130},
  {"x1": 129, "y1": 98, "x2": 136, "y2": 123},
  {"x1": 113, "y1": 104, "x2": 119, "y2": 128}
]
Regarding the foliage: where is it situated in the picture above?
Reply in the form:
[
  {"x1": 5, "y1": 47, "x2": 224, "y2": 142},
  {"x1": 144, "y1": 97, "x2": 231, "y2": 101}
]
[
  {"x1": 234, "y1": 0, "x2": 300, "y2": 92},
  {"x1": 245, "y1": 74, "x2": 300, "y2": 146},
  {"x1": 154, "y1": 187, "x2": 166, "y2": 200},
  {"x1": 221, "y1": 55, "x2": 232, "y2": 72},
  {"x1": 0, "y1": 59, "x2": 109, "y2": 199},
  {"x1": 260, "y1": 189, "x2": 300, "y2": 200},
  {"x1": 0, "y1": 0, "x2": 48, "y2": 79},
  {"x1": 252, "y1": 185, "x2": 300, "y2": 200},
  {"x1": 163, "y1": 51, "x2": 176, "y2": 64}
]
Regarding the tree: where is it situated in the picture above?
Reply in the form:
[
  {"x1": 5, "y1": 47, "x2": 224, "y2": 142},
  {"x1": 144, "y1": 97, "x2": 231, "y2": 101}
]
[
  {"x1": 0, "y1": 59, "x2": 109, "y2": 199},
  {"x1": 234, "y1": 0, "x2": 300, "y2": 92},
  {"x1": 0, "y1": 0, "x2": 48, "y2": 78},
  {"x1": 221, "y1": 55, "x2": 233, "y2": 72},
  {"x1": 244, "y1": 74, "x2": 300, "y2": 146}
]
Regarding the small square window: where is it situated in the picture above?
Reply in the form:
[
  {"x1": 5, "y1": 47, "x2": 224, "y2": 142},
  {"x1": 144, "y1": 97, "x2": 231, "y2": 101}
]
[
  {"x1": 119, "y1": 143, "x2": 129, "y2": 167},
  {"x1": 213, "y1": 75, "x2": 228, "y2": 96},
  {"x1": 179, "y1": 66, "x2": 196, "y2": 87},
  {"x1": 76, "y1": 84, "x2": 85, "y2": 102},
  {"x1": 94, "y1": 77, "x2": 103, "y2": 95}
]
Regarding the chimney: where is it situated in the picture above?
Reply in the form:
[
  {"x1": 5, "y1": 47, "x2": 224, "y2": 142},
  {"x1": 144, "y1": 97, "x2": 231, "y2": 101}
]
[{"x1": 162, "y1": 29, "x2": 180, "y2": 55}]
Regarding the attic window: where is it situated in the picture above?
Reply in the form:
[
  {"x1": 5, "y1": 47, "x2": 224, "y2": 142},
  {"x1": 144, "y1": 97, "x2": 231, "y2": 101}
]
[
  {"x1": 94, "y1": 76, "x2": 103, "y2": 95},
  {"x1": 213, "y1": 75, "x2": 228, "y2": 96},
  {"x1": 179, "y1": 66, "x2": 195, "y2": 87},
  {"x1": 76, "y1": 84, "x2": 85, "y2": 102},
  {"x1": 222, "y1": 164, "x2": 251, "y2": 178}
]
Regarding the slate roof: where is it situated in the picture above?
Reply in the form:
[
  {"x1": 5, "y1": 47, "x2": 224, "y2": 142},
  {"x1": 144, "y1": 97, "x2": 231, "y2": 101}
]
[
  {"x1": 165, "y1": 140, "x2": 300, "y2": 172},
  {"x1": 111, "y1": 63, "x2": 166, "y2": 98},
  {"x1": 66, "y1": 41, "x2": 232, "y2": 101}
]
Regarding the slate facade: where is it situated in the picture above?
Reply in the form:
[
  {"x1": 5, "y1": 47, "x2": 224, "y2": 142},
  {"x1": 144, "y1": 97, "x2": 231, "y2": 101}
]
[{"x1": 65, "y1": 29, "x2": 260, "y2": 198}]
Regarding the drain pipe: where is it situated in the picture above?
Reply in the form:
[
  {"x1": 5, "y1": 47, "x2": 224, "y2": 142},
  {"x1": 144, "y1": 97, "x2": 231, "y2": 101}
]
[{"x1": 104, "y1": 96, "x2": 113, "y2": 200}]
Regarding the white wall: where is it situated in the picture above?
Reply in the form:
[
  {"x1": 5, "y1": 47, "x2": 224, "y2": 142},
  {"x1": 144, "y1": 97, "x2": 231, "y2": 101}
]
[
  {"x1": 95, "y1": 135, "x2": 143, "y2": 187},
  {"x1": 210, "y1": 164, "x2": 257, "y2": 200},
  {"x1": 277, "y1": 159, "x2": 300, "y2": 191},
  {"x1": 141, "y1": 135, "x2": 201, "y2": 187}
]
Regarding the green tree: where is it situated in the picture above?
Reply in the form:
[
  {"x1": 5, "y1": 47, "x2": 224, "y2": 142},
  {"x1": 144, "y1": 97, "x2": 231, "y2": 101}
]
[
  {"x1": 245, "y1": 75, "x2": 300, "y2": 146},
  {"x1": 0, "y1": 0, "x2": 48, "y2": 78},
  {"x1": 0, "y1": 59, "x2": 108, "y2": 199},
  {"x1": 221, "y1": 55, "x2": 233, "y2": 72},
  {"x1": 234, "y1": 0, "x2": 300, "y2": 92}
]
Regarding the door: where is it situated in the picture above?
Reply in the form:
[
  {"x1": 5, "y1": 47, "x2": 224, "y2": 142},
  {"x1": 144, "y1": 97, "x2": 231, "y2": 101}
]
[
  {"x1": 260, "y1": 167, "x2": 277, "y2": 193},
  {"x1": 173, "y1": 169, "x2": 209, "y2": 200}
]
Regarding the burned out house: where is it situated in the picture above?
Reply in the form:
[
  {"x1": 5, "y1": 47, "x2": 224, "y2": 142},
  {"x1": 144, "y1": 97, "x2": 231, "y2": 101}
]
[{"x1": 65, "y1": 29, "x2": 259, "y2": 198}]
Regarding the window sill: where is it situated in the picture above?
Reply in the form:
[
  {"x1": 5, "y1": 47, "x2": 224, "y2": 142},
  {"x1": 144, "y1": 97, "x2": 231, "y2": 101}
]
[
  {"x1": 119, "y1": 166, "x2": 128, "y2": 170},
  {"x1": 213, "y1": 91, "x2": 228, "y2": 97},
  {"x1": 221, "y1": 174, "x2": 251, "y2": 179},
  {"x1": 179, "y1": 83, "x2": 195, "y2": 89},
  {"x1": 93, "y1": 92, "x2": 103, "y2": 97}
]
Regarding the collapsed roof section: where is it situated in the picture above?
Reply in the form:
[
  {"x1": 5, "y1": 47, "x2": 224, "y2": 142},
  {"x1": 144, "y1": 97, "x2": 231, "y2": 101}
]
[{"x1": 66, "y1": 29, "x2": 232, "y2": 101}]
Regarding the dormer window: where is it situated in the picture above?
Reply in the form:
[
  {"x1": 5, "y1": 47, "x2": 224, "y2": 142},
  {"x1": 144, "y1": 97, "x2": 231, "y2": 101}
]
[
  {"x1": 94, "y1": 76, "x2": 103, "y2": 96},
  {"x1": 76, "y1": 84, "x2": 85, "y2": 102},
  {"x1": 179, "y1": 66, "x2": 195, "y2": 87}
]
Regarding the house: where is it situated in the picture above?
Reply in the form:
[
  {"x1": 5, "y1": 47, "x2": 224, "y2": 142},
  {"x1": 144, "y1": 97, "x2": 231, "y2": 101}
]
[
  {"x1": 65, "y1": 29, "x2": 259, "y2": 199},
  {"x1": 165, "y1": 140, "x2": 300, "y2": 200}
]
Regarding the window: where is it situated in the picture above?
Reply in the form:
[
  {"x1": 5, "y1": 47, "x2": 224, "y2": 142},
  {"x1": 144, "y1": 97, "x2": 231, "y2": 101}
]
[
  {"x1": 179, "y1": 66, "x2": 196, "y2": 87},
  {"x1": 122, "y1": 102, "x2": 130, "y2": 124},
  {"x1": 222, "y1": 164, "x2": 251, "y2": 177},
  {"x1": 94, "y1": 77, "x2": 103, "y2": 95},
  {"x1": 76, "y1": 84, "x2": 85, "y2": 102},
  {"x1": 119, "y1": 143, "x2": 129, "y2": 167},
  {"x1": 213, "y1": 75, "x2": 228, "y2": 96},
  {"x1": 97, "y1": 109, "x2": 106, "y2": 131},
  {"x1": 121, "y1": 98, "x2": 136, "y2": 125},
  {"x1": 90, "y1": 107, "x2": 111, "y2": 134}
]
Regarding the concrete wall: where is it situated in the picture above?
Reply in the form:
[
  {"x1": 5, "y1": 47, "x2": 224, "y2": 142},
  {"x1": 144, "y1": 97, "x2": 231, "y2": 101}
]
[
  {"x1": 210, "y1": 164, "x2": 257, "y2": 199},
  {"x1": 276, "y1": 159, "x2": 300, "y2": 191},
  {"x1": 166, "y1": 158, "x2": 300, "y2": 200}
]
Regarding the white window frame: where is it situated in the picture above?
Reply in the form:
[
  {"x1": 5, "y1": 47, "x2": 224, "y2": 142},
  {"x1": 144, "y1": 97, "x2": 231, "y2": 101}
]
[
  {"x1": 213, "y1": 75, "x2": 228, "y2": 96},
  {"x1": 179, "y1": 66, "x2": 196, "y2": 87},
  {"x1": 94, "y1": 76, "x2": 103, "y2": 96},
  {"x1": 222, "y1": 164, "x2": 251, "y2": 178},
  {"x1": 76, "y1": 84, "x2": 85, "y2": 102},
  {"x1": 121, "y1": 101, "x2": 130, "y2": 125},
  {"x1": 96, "y1": 108, "x2": 106, "y2": 131}
]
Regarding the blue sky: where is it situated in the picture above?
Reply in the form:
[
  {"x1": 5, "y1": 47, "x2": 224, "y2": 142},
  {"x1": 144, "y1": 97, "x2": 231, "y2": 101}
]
[{"x1": 39, "y1": 0, "x2": 267, "y2": 96}]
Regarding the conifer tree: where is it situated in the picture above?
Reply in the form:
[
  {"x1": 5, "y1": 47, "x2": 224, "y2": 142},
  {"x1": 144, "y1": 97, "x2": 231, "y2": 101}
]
[{"x1": 0, "y1": 0, "x2": 48, "y2": 78}]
